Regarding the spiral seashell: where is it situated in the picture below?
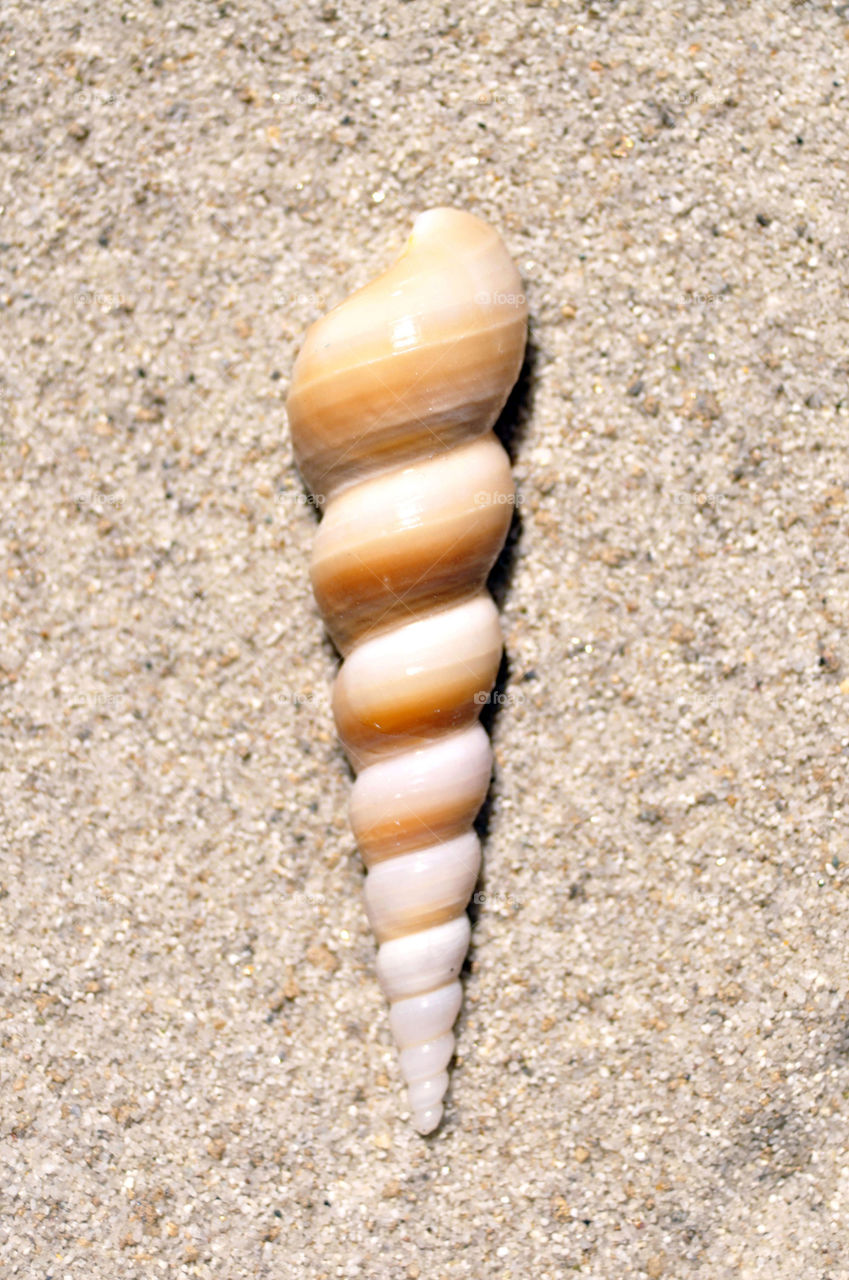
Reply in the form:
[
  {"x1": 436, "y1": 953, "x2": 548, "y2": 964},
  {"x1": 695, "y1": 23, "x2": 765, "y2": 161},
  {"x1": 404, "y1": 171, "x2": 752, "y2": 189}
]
[{"x1": 286, "y1": 207, "x2": 527, "y2": 1133}]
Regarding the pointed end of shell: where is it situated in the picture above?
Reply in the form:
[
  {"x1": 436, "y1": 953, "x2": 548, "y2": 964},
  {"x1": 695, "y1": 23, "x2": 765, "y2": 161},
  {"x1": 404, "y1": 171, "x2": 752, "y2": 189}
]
[
  {"x1": 413, "y1": 1103, "x2": 444, "y2": 1136},
  {"x1": 407, "y1": 1070, "x2": 450, "y2": 1135}
]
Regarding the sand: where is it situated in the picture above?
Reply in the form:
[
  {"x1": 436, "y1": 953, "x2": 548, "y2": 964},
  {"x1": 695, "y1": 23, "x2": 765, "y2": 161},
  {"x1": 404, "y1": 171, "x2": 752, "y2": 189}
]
[{"x1": 2, "y1": 2, "x2": 849, "y2": 1276}]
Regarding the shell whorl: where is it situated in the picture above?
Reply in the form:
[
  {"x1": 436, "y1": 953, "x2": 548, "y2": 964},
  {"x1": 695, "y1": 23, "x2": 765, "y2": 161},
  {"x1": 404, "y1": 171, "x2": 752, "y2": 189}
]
[{"x1": 287, "y1": 208, "x2": 527, "y2": 1133}]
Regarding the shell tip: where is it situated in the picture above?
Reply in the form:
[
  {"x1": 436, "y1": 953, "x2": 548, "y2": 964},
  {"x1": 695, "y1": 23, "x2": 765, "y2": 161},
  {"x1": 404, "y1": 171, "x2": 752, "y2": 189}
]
[{"x1": 413, "y1": 1103, "x2": 444, "y2": 1136}]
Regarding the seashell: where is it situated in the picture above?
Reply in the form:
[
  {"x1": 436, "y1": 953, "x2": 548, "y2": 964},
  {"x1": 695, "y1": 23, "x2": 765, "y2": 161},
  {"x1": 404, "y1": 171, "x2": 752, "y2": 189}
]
[{"x1": 286, "y1": 207, "x2": 527, "y2": 1133}]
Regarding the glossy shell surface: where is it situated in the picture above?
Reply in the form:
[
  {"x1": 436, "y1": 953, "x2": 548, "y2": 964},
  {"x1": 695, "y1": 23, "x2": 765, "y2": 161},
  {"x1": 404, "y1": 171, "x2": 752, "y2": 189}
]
[{"x1": 287, "y1": 207, "x2": 527, "y2": 1132}]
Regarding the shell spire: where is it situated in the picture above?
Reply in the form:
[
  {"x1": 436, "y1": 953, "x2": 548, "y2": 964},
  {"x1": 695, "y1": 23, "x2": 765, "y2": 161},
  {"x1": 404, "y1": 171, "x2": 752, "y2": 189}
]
[{"x1": 287, "y1": 207, "x2": 527, "y2": 1132}]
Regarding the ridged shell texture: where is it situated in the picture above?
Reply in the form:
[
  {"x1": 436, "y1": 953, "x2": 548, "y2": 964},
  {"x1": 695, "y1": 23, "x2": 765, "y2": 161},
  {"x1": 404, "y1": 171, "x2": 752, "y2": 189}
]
[{"x1": 287, "y1": 207, "x2": 527, "y2": 1132}]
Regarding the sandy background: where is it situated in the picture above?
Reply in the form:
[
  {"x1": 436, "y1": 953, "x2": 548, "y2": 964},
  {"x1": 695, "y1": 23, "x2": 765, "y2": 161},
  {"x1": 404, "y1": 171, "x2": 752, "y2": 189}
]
[{"x1": 2, "y1": 2, "x2": 849, "y2": 1276}]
